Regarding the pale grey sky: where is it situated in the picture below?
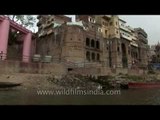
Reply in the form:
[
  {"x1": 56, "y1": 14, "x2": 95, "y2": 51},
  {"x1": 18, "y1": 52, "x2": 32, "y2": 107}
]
[
  {"x1": 120, "y1": 15, "x2": 160, "y2": 45},
  {"x1": 66, "y1": 15, "x2": 160, "y2": 45}
]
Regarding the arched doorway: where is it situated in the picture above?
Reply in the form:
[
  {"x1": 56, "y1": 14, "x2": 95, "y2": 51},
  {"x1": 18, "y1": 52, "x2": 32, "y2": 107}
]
[{"x1": 121, "y1": 43, "x2": 128, "y2": 68}]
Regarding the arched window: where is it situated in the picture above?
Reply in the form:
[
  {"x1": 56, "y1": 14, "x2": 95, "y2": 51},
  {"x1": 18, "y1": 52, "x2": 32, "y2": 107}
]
[
  {"x1": 96, "y1": 41, "x2": 100, "y2": 49},
  {"x1": 92, "y1": 52, "x2": 95, "y2": 61},
  {"x1": 86, "y1": 51, "x2": 90, "y2": 61},
  {"x1": 91, "y1": 39, "x2": 95, "y2": 48},
  {"x1": 86, "y1": 38, "x2": 90, "y2": 47}
]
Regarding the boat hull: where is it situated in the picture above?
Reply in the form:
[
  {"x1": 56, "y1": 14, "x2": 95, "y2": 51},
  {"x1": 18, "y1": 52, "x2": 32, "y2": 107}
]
[
  {"x1": 0, "y1": 82, "x2": 21, "y2": 88},
  {"x1": 128, "y1": 82, "x2": 160, "y2": 88}
]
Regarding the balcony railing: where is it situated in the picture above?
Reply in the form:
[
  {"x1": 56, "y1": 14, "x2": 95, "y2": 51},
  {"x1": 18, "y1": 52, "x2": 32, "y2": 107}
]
[
  {"x1": 136, "y1": 28, "x2": 147, "y2": 38},
  {"x1": 121, "y1": 34, "x2": 132, "y2": 41},
  {"x1": 130, "y1": 41, "x2": 138, "y2": 47},
  {"x1": 120, "y1": 25, "x2": 131, "y2": 33},
  {"x1": 138, "y1": 34, "x2": 148, "y2": 44}
]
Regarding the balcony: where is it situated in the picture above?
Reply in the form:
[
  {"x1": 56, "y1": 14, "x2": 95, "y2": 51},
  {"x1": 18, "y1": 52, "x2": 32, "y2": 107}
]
[
  {"x1": 120, "y1": 25, "x2": 131, "y2": 33},
  {"x1": 138, "y1": 34, "x2": 148, "y2": 44},
  {"x1": 138, "y1": 32, "x2": 147, "y2": 38},
  {"x1": 130, "y1": 41, "x2": 138, "y2": 47},
  {"x1": 121, "y1": 34, "x2": 132, "y2": 41},
  {"x1": 67, "y1": 21, "x2": 84, "y2": 27},
  {"x1": 135, "y1": 28, "x2": 147, "y2": 38},
  {"x1": 132, "y1": 36, "x2": 138, "y2": 41}
]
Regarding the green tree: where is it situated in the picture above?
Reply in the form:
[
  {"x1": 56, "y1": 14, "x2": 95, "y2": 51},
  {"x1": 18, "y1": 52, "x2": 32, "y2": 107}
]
[
  {"x1": 6, "y1": 15, "x2": 37, "y2": 45},
  {"x1": 6, "y1": 15, "x2": 37, "y2": 32}
]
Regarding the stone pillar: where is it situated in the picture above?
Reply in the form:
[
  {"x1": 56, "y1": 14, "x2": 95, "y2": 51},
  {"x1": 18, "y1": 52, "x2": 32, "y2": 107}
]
[
  {"x1": 125, "y1": 43, "x2": 129, "y2": 67},
  {"x1": 22, "y1": 32, "x2": 32, "y2": 62},
  {"x1": 0, "y1": 18, "x2": 10, "y2": 60},
  {"x1": 117, "y1": 40, "x2": 122, "y2": 68},
  {"x1": 126, "y1": 43, "x2": 132, "y2": 69},
  {"x1": 136, "y1": 48, "x2": 139, "y2": 61},
  {"x1": 111, "y1": 39, "x2": 117, "y2": 68},
  {"x1": 144, "y1": 47, "x2": 147, "y2": 65}
]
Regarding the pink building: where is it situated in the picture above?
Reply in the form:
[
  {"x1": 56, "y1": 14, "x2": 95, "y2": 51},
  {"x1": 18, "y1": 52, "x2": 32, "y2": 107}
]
[{"x1": 0, "y1": 15, "x2": 34, "y2": 63}]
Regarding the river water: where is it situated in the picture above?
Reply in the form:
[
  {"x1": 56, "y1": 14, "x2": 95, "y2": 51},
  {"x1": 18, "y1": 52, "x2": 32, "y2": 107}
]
[{"x1": 0, "y1": 88, "x2": 160, "y2": 105}]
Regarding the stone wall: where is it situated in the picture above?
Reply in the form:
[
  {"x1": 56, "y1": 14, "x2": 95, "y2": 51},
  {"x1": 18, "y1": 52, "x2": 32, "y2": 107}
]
[
  {"x1": 0, "y1": 60, "x2": 67, "y2": 75},
  {"x1": 0, "y1": 60, "x2": 147, "y2": 77},
  {"x1": 70, "y1": 66, "x2": 147, "y2": 76},
  {"x1": 72, "y1": 67, "x2": 101, "y2": 76}
]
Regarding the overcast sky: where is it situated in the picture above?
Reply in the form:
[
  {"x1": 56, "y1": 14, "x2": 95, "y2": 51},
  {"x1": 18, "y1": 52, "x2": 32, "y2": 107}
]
[
  {"x1": 66, "y1": 15, "x2": 160, "y2": 45},
  {"x1": 120, "y1": 15, "x2": 160, "y2": 45}
]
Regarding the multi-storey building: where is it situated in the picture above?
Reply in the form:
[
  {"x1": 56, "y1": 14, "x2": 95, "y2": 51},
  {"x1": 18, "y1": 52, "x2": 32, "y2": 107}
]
[
  {"x1": 36, "y1": 15, "x2": 149, "y2": 69},
  {"x1": 134, "y1": 28, "x2": 149, "y2": 66}
]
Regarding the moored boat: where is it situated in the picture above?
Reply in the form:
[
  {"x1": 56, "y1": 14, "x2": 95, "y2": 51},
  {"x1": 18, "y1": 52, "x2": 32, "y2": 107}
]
[
  {"x1": 128, "y1": 82, "x2": 160, "y2": 88},
  {"x1": 0, "y1": 82, "x2": 21, "y2": 88}
]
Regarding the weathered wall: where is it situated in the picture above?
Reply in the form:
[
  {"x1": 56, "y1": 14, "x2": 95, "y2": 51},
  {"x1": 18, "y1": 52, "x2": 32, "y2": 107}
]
[
  {"x1": 36, "y1": 33, "x2": 62, "y2": 61},
  {"x1": 61, "y1": 25, "x2": 85, "y2": 63},
  {"x1": 71, "y1": 66, "x2": 147, "y2": 76},
  {"x1": 35, "y1": 15, "x2": 149, "y2": 70},
  {"x1": 116, "y1": 68, "x2": 128, "y2": 74},
  {"x1": 0, "y1": 60, "x2": 67, "y2": 75},
  {"x1": 72, "y1": 67, "x2": 101, "y2": 76},
  {"x1": 0, "y1": 59, "x2": 147, "y2": 76}
]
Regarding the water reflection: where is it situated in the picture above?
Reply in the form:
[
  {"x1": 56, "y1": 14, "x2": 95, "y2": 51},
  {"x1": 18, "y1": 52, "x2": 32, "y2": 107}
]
[{"x1": 0, "y1": 88, "x2": 160, "y2": 105}]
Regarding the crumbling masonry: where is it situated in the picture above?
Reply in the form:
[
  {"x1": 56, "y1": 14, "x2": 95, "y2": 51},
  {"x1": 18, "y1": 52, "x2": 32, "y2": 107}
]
[{"x1": 36, "y1": 15, "x2": 149, "y2": 71}]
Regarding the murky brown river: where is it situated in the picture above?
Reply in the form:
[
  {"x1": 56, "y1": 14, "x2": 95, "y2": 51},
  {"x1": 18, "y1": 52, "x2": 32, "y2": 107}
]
[{"x1": 0, "y1": 88, "x2": 160, "y2": 105}]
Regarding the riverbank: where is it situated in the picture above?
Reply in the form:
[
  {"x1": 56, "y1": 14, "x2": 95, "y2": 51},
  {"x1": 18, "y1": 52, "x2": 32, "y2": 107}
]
[
  {"x1": 0, "y1": 73, "x2": 62, "y2": 90},
  {"x1": 0, "y1": 72, "x2": 160, "y2": 90},
  {"x1": 1, "y1": 73, "x2": 160, "y2": 105},
  {"x1": 0, "y1": 73, "x2": 102, "y2": 90}
]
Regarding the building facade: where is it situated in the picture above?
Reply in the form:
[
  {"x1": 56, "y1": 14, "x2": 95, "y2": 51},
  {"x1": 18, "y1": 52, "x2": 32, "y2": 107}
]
[{"x1": 36, "y1": 15, "x2": 149, "y2": 69}]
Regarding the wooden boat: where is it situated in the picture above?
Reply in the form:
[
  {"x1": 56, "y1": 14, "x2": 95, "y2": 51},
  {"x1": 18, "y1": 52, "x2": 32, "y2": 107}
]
[
  {"x1": 120, "y1": 83, "x2": 129, "y2": 89},
  {"x1": 128, "y1": 82, "x2": 160, "y2": 88},
  {"x1": 0, "y1": 82, "x2": 21, "y2": 88}
]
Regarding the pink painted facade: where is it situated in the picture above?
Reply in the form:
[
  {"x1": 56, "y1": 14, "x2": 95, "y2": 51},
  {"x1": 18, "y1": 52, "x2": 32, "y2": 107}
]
[
  {"x1": 22, "y1": 33, "x2": 32, "y2": 62},
  {"x1": 0, "y1": 16, "x2": 33, "y2": 63},
  {"x1": 0, "y1": 18, "x2": 10, "y2": 60}
]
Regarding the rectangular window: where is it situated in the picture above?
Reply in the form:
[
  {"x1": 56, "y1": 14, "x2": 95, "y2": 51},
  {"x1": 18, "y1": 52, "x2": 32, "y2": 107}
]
[{"x1": 105, "y1": 30, "x2": 107, "y2": 35}]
